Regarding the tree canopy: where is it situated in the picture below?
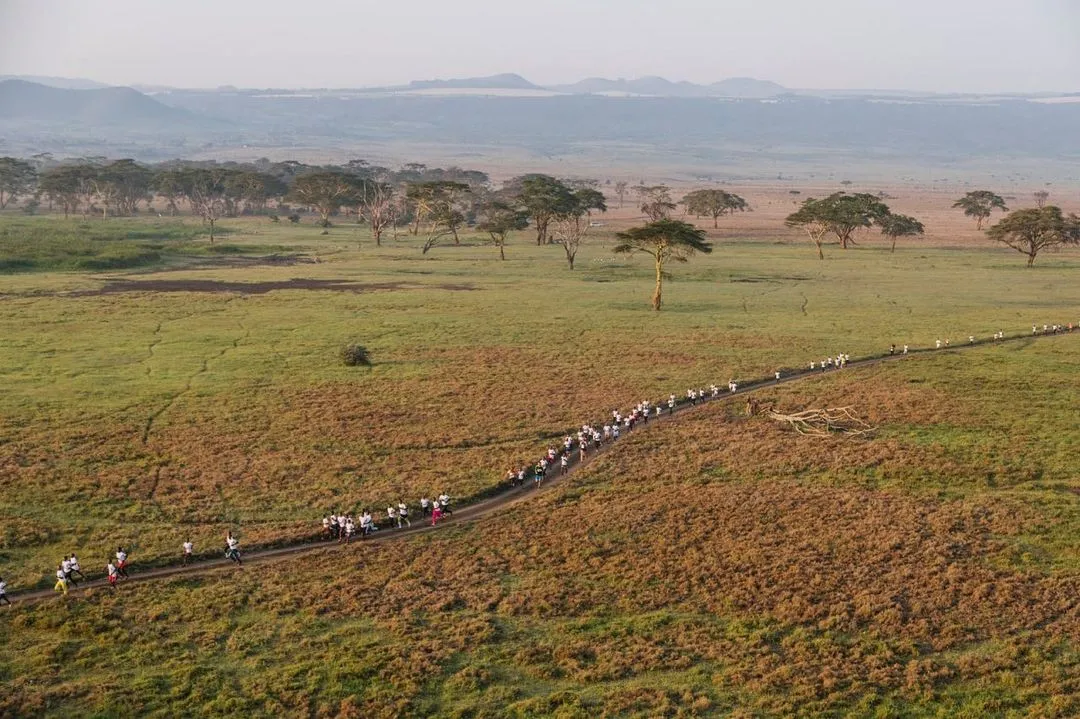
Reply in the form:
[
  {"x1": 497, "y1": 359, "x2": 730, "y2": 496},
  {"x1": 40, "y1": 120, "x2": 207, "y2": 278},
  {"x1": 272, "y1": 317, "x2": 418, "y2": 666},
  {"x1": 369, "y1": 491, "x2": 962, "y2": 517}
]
[
  {"x1": 785, "y1": 192, "x2": 892, "y2": 258},
  {"x1": 287, "y1": 172, "x2": 359, "y2": 227},
  {"x1": 511, "y1": 175, "x2": 575, "y2": 245},
  {"x1": 477, "y1": 200, "x2": 529, "y2": 260},
  {"x1": 953, "y1": 191, "x2": 1008, "y2": 230},
  {"x1": 878, "y1": 214, "x2": 925, "y2": 253},
  {"x1": 0, "y1": 157, "x2": 38, "y2": 210},
  {"x1": 551, "y1": 188, "x2": 608, "y2": 269},
  {"x1": 614, "y1": 219, "x2": 712, "y2": 311},
  {"x1": 681, "y1": 189, "x2": 750, "y2": 228},
  {"x1": 986, "y1": 206, "x2": 1080, "y2": 266},
  {"x1": 635, "y1": 185, "x2": 676, "y2": 221}
]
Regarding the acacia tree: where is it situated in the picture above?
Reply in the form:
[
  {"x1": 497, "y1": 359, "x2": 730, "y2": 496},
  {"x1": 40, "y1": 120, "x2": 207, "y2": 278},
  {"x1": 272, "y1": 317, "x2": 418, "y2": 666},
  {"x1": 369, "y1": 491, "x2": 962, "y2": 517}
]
[
  {"x1": 152, "y1": 168, "x2": 187, "y2": 216},
  {"x1": 879, "y1": 214, "x2": 925, "y2": 253},
  {"x1": 785, "y1": 198, "x2": 832, "y2": 260},
  {"x1": 614, "y1": 181, "x2": 629, "y2": 208},
  {"x1": 614, "y1": 219, "x2": 712, "y2": 311},
  {"x1": 987, "y1": 206, "x2": 1080, "y2": 266},
  {"x1": 92, "y1": 159, "x2": 153, "y2": 217},
  {"x1": 635, "y1": 185, "x2": 676, "y2": 220},
  {"x1": 39, "y1": 164, "x2": 96, "y2": 218},
  {"x1": 405, "y1": 181, "x2": 469, "y2": 237},
  {"x1": 784, "y1": 192, "x2": 891, "y2": 258},
  {"x1": 512, "y1": 175, "x2": 574, "y2": 245},
  {"x1": 953, "y1": 190, "x2": 1007, "y2": 230},
  {"x1": 355, "y1": 179, "x2": 395, "y2": 246},
  {"x1": 178, "y1": 168, "x2": 240, "y2": 242},
  {"x1": 551, "y1": 188, "x2": 606, "y2": 269},
  {"x1": 477, "y1": 200, "x2": 528, "y2": 260},
  {"x1": 1033, "y1": 190, "x2": 1050, "y2": 208},
  {"x1": 287, "y1": 172, "x2": 358, "y2": 227},
  {"x1": 0, "y1": 157, "x2": 37, "y2": 209},
  {"x1": 681, "y1": 189, "x2": 750, "y2": 228}
]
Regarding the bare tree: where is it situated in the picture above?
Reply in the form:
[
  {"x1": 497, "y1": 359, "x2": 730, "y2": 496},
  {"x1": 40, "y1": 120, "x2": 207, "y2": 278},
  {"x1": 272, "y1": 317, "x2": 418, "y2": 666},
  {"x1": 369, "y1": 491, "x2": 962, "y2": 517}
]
[{"x1": 614, "y1": 181, "x2": 628, "y2": 209}]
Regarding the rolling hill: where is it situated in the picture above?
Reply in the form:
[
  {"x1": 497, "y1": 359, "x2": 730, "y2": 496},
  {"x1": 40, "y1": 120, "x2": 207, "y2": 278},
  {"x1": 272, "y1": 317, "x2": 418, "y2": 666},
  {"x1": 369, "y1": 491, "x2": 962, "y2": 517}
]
[{"x1": 0, "y1": 79, "x2": 200, "y2": 127}]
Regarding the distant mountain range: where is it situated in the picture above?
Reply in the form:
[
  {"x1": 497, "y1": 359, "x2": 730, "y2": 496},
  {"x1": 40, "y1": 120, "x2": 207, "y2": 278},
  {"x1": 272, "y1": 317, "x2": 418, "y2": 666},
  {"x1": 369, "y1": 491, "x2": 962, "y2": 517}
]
[
  {"x1": 0, "y1": 74, "x2": 112, "y2": 91},
  {"x1": 546, "y1": 76, "x2": 787, "y2": 98},
  {"x1": 2, "y1": 77, "x2": 1079, "y2": 182},
  {"x1": 0, "y1": 79, "x2": 197, "y2": 128}
]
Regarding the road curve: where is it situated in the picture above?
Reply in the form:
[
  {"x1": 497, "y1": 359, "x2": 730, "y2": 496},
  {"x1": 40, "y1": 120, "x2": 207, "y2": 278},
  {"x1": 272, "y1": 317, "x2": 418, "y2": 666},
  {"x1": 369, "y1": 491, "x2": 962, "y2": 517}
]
[{"x1": 7, "y1": 328, "x2": 1075, "y2": 606}]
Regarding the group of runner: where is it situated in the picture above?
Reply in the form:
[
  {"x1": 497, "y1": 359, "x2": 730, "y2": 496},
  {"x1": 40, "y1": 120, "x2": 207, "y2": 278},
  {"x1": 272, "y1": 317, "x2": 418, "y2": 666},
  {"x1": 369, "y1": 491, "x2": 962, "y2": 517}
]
[
  {"x1": 321, "y1": 494, "x2": 453, "y2": 541},
  {"x1": 8, "y1": 322, "x2": 1076, "y2": 606}
]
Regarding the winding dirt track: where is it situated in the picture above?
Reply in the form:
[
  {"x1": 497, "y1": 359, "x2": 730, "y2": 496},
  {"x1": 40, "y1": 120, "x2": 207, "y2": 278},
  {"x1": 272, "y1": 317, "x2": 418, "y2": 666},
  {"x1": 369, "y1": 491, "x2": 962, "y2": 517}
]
[{"x1": 8, "y1": 329, "x2": 1074, "y2": 606}]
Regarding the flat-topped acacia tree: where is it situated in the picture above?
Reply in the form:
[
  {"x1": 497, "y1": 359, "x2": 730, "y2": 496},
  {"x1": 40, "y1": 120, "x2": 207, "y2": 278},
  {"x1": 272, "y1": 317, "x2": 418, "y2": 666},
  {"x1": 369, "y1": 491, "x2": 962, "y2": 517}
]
[
  {"x1": 987, "y1": 206, "x2": 1080, "y2": 266},
  {"x1": 953, "y1": 190, "x2": 1008, "y2": 230},
  {"x1": 879, "y1": 213, "x2": 925, "y2": 253},
  {"x1": 614, "y1": 219, "x2": 712, "y2": 311},
  {"x1": 786, "y1": 192, "x2": 892, "y2": 259}
]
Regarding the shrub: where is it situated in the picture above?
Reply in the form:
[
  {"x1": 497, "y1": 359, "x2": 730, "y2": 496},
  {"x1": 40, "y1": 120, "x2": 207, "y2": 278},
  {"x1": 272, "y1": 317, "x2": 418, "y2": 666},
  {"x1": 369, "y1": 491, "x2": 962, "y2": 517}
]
[
  {"x1": 340, "y1": 344, "x2": 371, "y2": 367},
  {"x1": 269, "y1": 215, "x2": 280, "y2": 223},
  {"x1": 288, "y1": 214, "x2": 301, "y2": 224}
]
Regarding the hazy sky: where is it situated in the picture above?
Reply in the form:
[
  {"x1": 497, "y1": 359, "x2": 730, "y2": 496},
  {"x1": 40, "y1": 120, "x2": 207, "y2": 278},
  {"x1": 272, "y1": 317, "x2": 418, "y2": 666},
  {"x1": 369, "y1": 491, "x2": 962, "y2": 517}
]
[{"x1": 1, "y1": 0, "x2": 1078, "y2": 92}]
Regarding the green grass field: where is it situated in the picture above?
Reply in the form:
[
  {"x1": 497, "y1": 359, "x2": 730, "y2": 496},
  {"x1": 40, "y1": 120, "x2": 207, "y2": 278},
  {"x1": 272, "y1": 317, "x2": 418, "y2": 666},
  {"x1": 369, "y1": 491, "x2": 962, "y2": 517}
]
[{"x1": 1, "y1": 214, "x2": 1079, "y2": 716}]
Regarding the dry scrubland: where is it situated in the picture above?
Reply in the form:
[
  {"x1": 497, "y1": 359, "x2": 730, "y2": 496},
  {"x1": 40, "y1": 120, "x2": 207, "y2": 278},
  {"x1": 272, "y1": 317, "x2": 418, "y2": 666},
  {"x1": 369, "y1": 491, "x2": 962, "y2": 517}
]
[{"x1": 1, "y1": 189, "x2": 1080, "y2": 717}]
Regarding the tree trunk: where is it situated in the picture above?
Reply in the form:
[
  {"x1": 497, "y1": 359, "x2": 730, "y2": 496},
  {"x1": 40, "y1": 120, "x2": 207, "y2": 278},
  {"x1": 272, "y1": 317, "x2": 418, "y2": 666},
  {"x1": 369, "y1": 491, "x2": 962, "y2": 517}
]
[
  {"x1": 453, "y1": 227, "x2": 459, "y2": 245},
  {"x1": 411, "y1": 215, "x2": 421, "y2": 235},
  {"x1": 499, "y1": 242, "x2": 505, "y2": 261},
  {"x1": 373, "y1": 228, "x2": 382, "y2": 247},
  {"x1": 652, "y1": 258, "x2": 664, "y2": 311},
  {"x1": 209, "y1": 217, "x2": 216, "y2": 243},
  {"x1": 891, "y1": 238, "x2": 897, "y2": 253},
  {"x1": 977, "y1": 216, "x2": 985, "y2": 231},
  {"x1": 1027, "y1": 251, "x2": 1036, "y2": 267},
  {"x1": 713, "y1": 215, "x2": 719, "y2": 229}
]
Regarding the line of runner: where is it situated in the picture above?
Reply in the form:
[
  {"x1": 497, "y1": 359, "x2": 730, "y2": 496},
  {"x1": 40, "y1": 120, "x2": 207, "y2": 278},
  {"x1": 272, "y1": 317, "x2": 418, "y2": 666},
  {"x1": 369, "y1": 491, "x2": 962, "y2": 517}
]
[{"x1": 4, "y1": 322, "x2": 1075, "y2": 605}]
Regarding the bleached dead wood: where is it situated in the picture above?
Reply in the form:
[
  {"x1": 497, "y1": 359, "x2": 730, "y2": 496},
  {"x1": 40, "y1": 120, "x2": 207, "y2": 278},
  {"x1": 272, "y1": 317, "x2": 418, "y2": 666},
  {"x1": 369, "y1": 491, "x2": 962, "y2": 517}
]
[{"x1": 767, "y1": 406, "x2": 876, "y2": 437}]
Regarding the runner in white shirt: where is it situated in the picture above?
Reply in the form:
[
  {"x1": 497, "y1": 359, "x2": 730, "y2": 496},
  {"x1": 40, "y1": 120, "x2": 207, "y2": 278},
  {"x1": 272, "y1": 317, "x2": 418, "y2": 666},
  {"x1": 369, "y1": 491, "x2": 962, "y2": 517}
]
[
  {"x1": 387, "y1": 506, "x2": 399, "y2": 529},
  {"x1": 903, "y1": 344, "x2": 909, "y2": 354},
  {"x1": 322, "y1": 516, "x2": 331, "y2": 539},
  {"x1": 343, "y1": 517, "x2": 355, "y2": 543},
  {"x1": 360, "y1": 511, "x2": 374, "y2": 536},
  {"x1": 61, "y1": 557, "x2": 76, "y2": 587},
  {"x1": 106, "y1": 561, "x2": 119, "y2": 589},
  {"x1": 420, "y1": 498, "x2": 431, "y2": 517},
  {"x1": 438, "y1": 494, "x2": 452, "y2": 516},
  {"x1": 560, "y1": 455, "x2": 569, "y2": 475},
  {"x1": 0, "y1": 576, "x2": 9, "y2": 605},
  {"x1": 398, "y1": 502, "x2": 411, "y2": 528},
  {"x1": 115, "y1": 547, "x2": 129, "y2": 578},
  {"x1": 69, "y1": 554, "x2": 85, "y2": 581},
  {"x1": 54, "y1": 565, "x2": 68, "y2": 595},
  {"x1": 225, "y1": 533, "x2": 242, "y2": 564},
  {"x1": 182, "y1": 540, "x2": 194, "y2": 566}
]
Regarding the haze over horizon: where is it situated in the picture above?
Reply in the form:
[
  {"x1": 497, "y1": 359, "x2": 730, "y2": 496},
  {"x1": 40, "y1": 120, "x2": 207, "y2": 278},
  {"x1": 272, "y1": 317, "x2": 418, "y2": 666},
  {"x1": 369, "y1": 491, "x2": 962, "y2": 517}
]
[{"x1": 1, "y1": 0, "x2": 1078, "y2": 94}]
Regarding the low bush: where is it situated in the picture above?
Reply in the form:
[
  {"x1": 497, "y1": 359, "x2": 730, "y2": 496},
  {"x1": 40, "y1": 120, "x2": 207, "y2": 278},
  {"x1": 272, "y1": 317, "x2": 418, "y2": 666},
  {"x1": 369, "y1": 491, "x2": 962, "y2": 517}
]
[{"x1": 340, "y1": 344, "x2": 372, "y2": 367}]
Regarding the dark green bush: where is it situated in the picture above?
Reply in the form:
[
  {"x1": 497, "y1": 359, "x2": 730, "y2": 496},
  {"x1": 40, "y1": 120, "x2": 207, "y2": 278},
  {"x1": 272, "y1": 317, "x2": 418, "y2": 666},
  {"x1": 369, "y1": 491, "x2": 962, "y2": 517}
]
[{"x1": 340, "y1": 344, "x2": 371, "y2": 367}]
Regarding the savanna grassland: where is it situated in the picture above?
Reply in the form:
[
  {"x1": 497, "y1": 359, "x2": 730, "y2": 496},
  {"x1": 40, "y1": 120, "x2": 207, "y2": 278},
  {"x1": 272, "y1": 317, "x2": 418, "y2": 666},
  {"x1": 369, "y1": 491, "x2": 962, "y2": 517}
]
[{"x1": 1, "y1": 194, "x2": 1079, "y2": 717}]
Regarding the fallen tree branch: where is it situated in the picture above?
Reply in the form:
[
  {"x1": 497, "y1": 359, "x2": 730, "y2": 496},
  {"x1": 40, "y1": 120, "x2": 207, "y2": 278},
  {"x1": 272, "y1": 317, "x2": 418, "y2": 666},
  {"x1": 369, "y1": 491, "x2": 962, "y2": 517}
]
[{"x1": 767, "y1": 406, "x2": 876, "y2": 437}]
